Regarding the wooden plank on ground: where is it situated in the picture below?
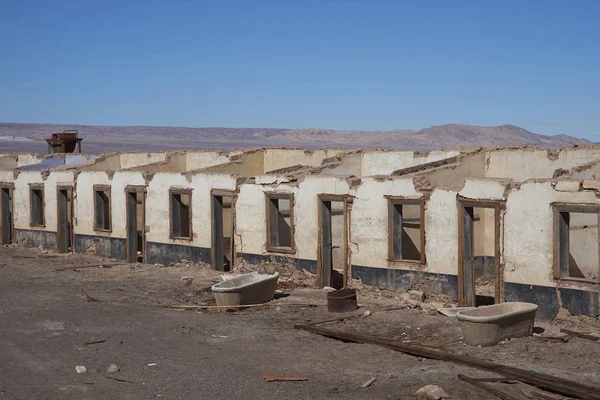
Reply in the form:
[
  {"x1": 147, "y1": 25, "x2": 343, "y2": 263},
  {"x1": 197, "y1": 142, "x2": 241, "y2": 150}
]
[
  {"x1": 294, "y1": 324, "x2": 600, "y2": 400},
  {"x1": 457, "y1": 374, "x2": 522, "y2": 400}
]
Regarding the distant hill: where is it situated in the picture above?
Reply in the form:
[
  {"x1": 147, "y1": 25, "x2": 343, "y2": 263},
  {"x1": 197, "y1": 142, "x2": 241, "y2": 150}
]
[{"x1": 0, "y1": 122, "x2": 591, "y2": 153}]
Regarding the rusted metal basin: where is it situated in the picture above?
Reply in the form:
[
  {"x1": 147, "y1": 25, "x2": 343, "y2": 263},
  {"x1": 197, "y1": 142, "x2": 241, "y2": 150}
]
[{"x1": 327, "y1": 288, "x2": 357, "y2": 313}]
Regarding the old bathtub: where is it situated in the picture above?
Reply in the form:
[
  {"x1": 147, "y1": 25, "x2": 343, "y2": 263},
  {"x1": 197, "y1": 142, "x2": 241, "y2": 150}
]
[
  {"x1": 456, "y1": 302, "x2": 538, "y2": 346},
  {"x1": 211, "y1": 272, "x2": 279, "y2": 307}
]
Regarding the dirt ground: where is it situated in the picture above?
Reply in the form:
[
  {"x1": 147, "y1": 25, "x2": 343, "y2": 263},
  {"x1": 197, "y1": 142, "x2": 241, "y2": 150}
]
[{"x1": 0, "y1": 246, "x2": 598, "y2": 400}]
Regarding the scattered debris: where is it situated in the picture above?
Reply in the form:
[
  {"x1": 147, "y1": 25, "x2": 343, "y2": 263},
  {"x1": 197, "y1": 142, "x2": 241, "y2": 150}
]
[
  {"x1": 359, "y1": 377, "x2": 377, "y2": 388},
  {"x1": 107, "y1": 364, "x2": 120, "y2": 373},
  {"x1": 261, "y1": 373, "x2": 308, "y2": 382},
  {"x1": 295, "y1": 324, "x2": 600, "y2": 399},
  {"x1": 560, "y1": 328, "x2": 599, "y2": 341},
  {"x1": 80, "y1": 285, "x2": 103, "y2": 302},
  {"x1": 415, "y1": 384, "x2": 449, "y2": 399},
  {"x1": 533, "y1": 334, "x2": 571, "y2": 343},
  {"x1": 85, "y1": 339, "x2": 107, "y2": 345},
  {"x1": 457, "y1": 374, "x2": 519, "y2": 400},
  {"x1": 56, "y1": 262, "x2": 121, "y2": 271},
  {"x1": 75, "y1": 366, "x2": 87, "y2": 374},
  {"x1": 181, "y1": 276, "x2": 194, "y2": 284},
  {"x1": 363, "y1": 310, "x2": 372, "y2": 317},
  {"x1": 322, "y1": 286, "x2": 336, "y2": 292},
  {"x1": 147, "y1": 363, "x2": 157, "y2": 367},
  {"x1": 105, "y1": 376, "x2": 136, "y2": 384}
]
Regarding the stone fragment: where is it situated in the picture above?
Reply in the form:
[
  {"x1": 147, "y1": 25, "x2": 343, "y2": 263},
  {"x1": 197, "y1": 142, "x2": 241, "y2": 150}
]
[
  {"x1": 415, "y1": 384, "x2": 449, "y2": 399},
  {"x1": 75, "y1": 366, "x2": 87, "y2": 374},
  {"x1": 107, "y1": 364, "x2": 120, "y2": 373}
]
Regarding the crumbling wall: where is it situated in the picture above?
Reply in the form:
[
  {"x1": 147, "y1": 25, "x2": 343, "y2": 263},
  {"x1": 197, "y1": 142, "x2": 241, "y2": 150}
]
[
  {"x1": 118, "y1": 153, "x2": 168, "y2": 170},
  {"x1": 16, "y1": 154, "x2": 45, "y2": 168},
  {"x1": 420, "y1": 152, "x2": 486, "y2": 186},
  {"x1": 263, "y1": 149, "x2": 330, "y2": 173},
  {"x1": 321, "y1": 152, "x2": 362, "y2": 176},
  {"x1": 361, "y1": 150, "x2": 461, "y2": 177},
  {"x1": 0, "y1": 156, "x2": 18, "y2": 170},
  {"x1": 486, "y1": 148, "x2": 600, "y2": 181},
  {"x1": 185, "y1": 151, "x2": 230, "y2": 171}
]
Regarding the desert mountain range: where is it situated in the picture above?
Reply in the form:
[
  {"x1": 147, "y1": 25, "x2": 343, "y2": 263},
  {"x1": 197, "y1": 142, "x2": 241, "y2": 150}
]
[{"x1": 0, "y1": 122, "x2": 592, "y2": 153}]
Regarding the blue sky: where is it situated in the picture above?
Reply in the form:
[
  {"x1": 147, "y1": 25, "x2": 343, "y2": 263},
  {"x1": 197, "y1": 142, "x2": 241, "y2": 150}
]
[{"x1": 1, "y1": 0, "x2": 599, "y2": 139}]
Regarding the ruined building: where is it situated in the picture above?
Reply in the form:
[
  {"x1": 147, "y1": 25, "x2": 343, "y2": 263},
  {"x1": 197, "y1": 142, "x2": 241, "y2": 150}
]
[{"x1": 0, "y1": 146, "x2": 599, "y2": 318}]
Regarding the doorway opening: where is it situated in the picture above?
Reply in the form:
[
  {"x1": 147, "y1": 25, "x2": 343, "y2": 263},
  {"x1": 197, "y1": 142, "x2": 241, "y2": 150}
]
[
  {"x1": 1, "y1": 185, "x2": 13, "y2": 244},
  {"x1": 317, "y1": 195, "x2": 350, "y2": 289},
  {"x1": 57, "y1": 186, "x2": 73, "y2": 253},
  {"x1": 458, "y1": 199, "x2": 502, "y2": 307},
  {"x1": 211, "y1": 190, "x2": 235, "y2": 271},
  {"x1": 126, "y1": 187, "x2": 146, "y2": 263}
]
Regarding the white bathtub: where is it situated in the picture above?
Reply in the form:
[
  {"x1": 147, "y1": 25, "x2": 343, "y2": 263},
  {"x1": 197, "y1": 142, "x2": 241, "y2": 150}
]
[
  {"x1": 211, "y1": 272, "x2": 279, "y2": 307},
  {"x1": 456, "y1": 302, "x2": 538, "y2": 346}
]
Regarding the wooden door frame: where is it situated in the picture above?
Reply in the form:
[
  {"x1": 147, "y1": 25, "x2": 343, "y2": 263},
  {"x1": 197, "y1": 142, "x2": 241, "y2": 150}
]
[
  {"x1": 0, "y1": 183, "x2": 14, "y2": 244},
  {"x1": 457, "y1": 198, "x2": 504, "y2": 306},
  {"x1": 125, "y1": 185, "x2": 146, "y2": 263},
  {"x1": 316, "y1": 194, "x2": 352, "y2": 288},
  {"x1": 211, "y1": 189, "x2": 236, "y2": 271},
  {"x1": 56, "y1": 185, "x2": 74, "y2": 253}
]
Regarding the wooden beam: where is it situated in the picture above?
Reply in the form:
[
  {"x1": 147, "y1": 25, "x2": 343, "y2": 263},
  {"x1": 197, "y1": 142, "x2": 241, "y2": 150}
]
[
  {"x1": 457, "y1": 374, "x2": 522, "y2": 400},
  {"x1": 294, "y1": 324, "x2": 600, "y2": 400}
]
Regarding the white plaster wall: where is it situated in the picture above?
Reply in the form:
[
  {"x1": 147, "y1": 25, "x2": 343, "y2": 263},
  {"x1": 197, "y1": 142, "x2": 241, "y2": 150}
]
[
  {"x1": 351, "y1": 178, "x2": 421, "y2": 268},
  {"x1": 503, "y1": 181, "x2": 599, "y2": 286},
  {"x1": 119, "y1": 153, "x2": 168, "y2": 170},
  {"x1": 0, "y1": 171, "x2": 14, "y2": 183},
  {"x1": 235, "y1": 179, "x2": 300, "y2": 257},
  {"x1": 185, "y1": 152, "x2": 230, "y2": 171},
  {"x1": 235, "y1": 176, "x2": 352, "y2": 262},
  {"x1": 459, "y1": 179, "x2": 507, "y2": 200},
  {"x1": 144, "y1": 172, "x2": 237, "y2": 248},
  {"x1": 14, "y1": 172, "x2": 44, "y2": 231},
  {"x1": 106, "y1": 172, "x2": 147, "y2": 238},
  {"x1": 74, "y1": 171, "x2": 112, "y2": 237},
  {"x1": 486, "y1": 148, "x2": 600, "y2": 181},
  {"x1": 13, "y1": 171, "x2": 75, "y2": 234},
  {"x1": 424, "y1": 189, "x2": 460, "y2": 275}
]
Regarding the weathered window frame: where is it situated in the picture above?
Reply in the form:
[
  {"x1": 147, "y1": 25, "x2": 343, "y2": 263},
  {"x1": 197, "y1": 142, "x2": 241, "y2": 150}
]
[
  {"x1": 386, "y1": 197, "x2": 426, "y2": 265},
  {"x1": 29, "y1": 184, "x2": 45, "y2": 227},
  {"x1": 93, "y1": 185, "x2": 112, "y2": 232},
  {"x1": 169, "y1": 188, "x2": 193, "y2": 240},
  {"x1": 552, "y1": 202, "x2": 600, "y2": 284},
  {"x1": 265, "y1": 192, "x2": 295, "y2": 254}
]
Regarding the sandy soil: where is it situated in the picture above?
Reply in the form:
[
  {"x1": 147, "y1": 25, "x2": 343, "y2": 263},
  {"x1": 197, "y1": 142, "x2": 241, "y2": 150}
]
[{"x1": 0, "y1": 246, "x2": 598, "y2": 399}]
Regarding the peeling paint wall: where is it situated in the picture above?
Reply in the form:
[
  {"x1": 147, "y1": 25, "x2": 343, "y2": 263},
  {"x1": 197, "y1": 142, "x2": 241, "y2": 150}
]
[{"x1": 503, "y1": 180, "x2": 599, "y2": 287}]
